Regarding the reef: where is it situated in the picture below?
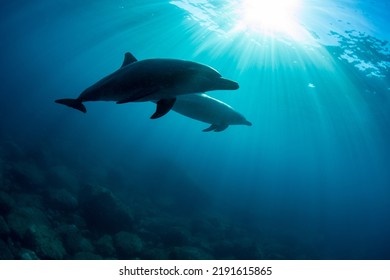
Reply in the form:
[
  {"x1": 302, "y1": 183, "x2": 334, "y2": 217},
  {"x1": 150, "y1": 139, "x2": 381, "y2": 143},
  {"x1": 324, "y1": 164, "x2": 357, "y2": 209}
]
[{"x1": 0, "y1": 136, "x2": 311, "y2": 260}]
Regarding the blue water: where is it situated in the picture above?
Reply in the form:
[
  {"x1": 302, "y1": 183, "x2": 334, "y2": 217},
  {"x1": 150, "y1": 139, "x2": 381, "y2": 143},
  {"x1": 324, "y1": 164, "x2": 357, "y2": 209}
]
[{"x1": 0, "y1": 0, "x2": 389, "y2": 259}]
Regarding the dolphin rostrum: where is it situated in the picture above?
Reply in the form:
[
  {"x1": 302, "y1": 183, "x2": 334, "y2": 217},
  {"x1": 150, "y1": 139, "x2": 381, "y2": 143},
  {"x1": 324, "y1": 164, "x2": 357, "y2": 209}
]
[{"x1": 55, "y1": 52, "x2": 239, "y2": 119}]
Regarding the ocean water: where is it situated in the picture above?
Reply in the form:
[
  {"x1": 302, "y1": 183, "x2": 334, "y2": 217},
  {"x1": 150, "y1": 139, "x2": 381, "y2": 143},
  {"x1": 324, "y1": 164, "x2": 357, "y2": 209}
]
[{"x1": 0, "y1": 0, "x2": 389, "y2": 260}]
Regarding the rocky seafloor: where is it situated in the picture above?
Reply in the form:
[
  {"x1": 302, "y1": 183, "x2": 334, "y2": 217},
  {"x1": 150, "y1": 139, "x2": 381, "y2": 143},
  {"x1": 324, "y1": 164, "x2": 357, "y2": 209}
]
[{"x1": 0, "y1": 136, "x2": 314, "y2": 260}]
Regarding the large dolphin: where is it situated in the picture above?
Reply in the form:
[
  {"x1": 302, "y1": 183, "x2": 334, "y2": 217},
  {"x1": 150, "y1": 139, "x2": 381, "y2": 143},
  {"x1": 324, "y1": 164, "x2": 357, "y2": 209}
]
[
  {"x1": 169, "y1": 93, "x2": 252, "y2": 132},
  {"x1": 55, "y1": 52, "x2": 239, "y2": 119}
]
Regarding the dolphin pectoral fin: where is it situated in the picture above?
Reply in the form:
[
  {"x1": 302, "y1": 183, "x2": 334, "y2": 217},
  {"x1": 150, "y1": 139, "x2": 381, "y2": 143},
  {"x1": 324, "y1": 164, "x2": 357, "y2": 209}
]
[
  {"x1": 150, "y1": 98, "x2": 176, "y2": 119},
  {"x1": 202, "y1": 124, "x2": 217, "y2": 132},
  {"x1": 55, "y1": 98, "x2": 87, "y2": 113},
  {"x1": 202, "y1": 124, "x2": 229, "y2": 132},
  {"x1": 120, "y1": 52, "x2": 137, "y2": 68},
  {"x1": 214, "y1": 124, "x2": 229, "y2": 132}
]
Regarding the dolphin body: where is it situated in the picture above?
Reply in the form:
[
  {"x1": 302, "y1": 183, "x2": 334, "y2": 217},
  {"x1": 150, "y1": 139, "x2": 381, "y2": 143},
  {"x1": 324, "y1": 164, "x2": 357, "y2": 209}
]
[
  {"x1": 55, "y1": 52, "x2": 239, "y2": 119},
  {"x1": 169, "y1": 93, "x2": 252, "y2": 132}
]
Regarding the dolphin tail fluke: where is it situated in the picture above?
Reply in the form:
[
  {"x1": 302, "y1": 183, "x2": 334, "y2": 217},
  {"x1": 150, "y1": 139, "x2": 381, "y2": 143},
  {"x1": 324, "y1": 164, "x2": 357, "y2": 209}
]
[
  {"x1": 55, "y1": 98, "x2": 87, "y2": 113},
  {"x1": 150, "y1": 98, "x2": 176, "y2": 119}
]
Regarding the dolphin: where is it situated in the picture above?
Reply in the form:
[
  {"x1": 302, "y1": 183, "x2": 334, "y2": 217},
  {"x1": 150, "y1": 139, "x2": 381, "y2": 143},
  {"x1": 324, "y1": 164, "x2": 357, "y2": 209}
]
[
  {"x1": 168, "y1": 93, "x2": 252, "y2": 132},
  {"x1": 55, "y1": 52, "x2": 239, "y2": 119}
]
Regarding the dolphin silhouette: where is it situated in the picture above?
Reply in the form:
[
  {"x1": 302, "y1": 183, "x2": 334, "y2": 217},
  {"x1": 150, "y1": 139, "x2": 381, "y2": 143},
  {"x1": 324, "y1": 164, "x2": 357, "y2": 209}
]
[
  {"x1": 55, "y1": 52, "x2": 239, "y2": 119},
  {"x1": 170, "y1": 93, "x2": 252, "y2": 132}
]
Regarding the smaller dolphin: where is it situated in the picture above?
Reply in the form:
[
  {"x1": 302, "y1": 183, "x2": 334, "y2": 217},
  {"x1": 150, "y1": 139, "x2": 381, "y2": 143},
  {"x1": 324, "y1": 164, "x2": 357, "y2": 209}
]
[
  {"x1": 55, "y1": 52, "x2": 239, "y2": 119},
  {"x1": 169, "y1": 93, "x2": 252, "y2": 132}
]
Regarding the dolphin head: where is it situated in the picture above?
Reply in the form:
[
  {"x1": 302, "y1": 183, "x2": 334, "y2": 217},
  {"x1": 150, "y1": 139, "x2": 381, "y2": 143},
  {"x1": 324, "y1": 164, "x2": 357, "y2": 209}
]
[
  {"x1": 242, "y1": 119, "x2": 252, "y2": 126},
  {"x1": 236, "y1": 118, "x2": 252, "y2": 126},
  {"x1": 180, "y1": 61, "x2": 239, "y2": 93},
  {"x1": 229, "y1": 112, "x2": 252, "y2": 126},
  {"x1": 208, "y1": 77, "x2": 239, "y2": 90}
]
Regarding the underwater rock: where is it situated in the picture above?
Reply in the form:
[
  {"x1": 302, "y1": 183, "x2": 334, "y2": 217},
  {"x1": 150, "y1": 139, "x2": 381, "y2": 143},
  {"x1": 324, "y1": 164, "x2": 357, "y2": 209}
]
[
  {"x1": 79, "y1": 184, "x2": 134, "y2": 233},
  {"x1": 169, "y1": 246, "x2": 213, "y2": 260},
  {"x1": 213, "y1": 238, "x2": 263, "y2": 260},
  {"x1": 19, "y1": 249, "x2": 40, "y2": 260},
  {"x1": 56, "y1": 224, "x2": 94, "y2": 255},
  {"x1": 138, "y1": 216, "x2": 186, "y2": 245},
  {"x1": 113, "y1": 231, "x2": 143, "y2": 259},
  {"x1": 0, "y1": 239, "x2": 14, "y2": 259},
  {"x1": 141, "y1": 248, "x2": 169, "y2": 260},
  {"x1": 0, "y1": 159, "x2": 4, "y2": 190},
  {"x1": 190, "y1": 216, "x2": 223, "y2": 238},
  {"x1": 264, "y1": 252, "x2": 286, "y2": 259},
  {"x1": 0, "y1": 215, "x2": 10, "y2": 237},
  {"x1": 24, "y1": 224, "x2": 66, "y2": 259},
  {"x1": 6, "y1": 207, "x2": 49, "y2": 240},
  {"x1": 0, "y1": 140, "x2": 24, "y2": 160},
  {"x1": 47, "y1": 165, "x2": 80, "y2": 193},
  {"x1": 15, "y1": 193, "x2": 44, "y2": 209},
  {"x1": 63, "y1": 213, "x2": 88, "y2": 230},
  {"x1": 144, "y1": 161, "x2": 211, "y2": 215},
  {"x1": 72, "y1": 237, "x2": 95, "y2": 255},
  {"x1": 161, "y1": 226, "x2": 192, "y2": 247},
  {"x1": 262, "y1": 239, "x2": 288, "y2": 259},
  {"x1": 46, "y1": 188, "x2": 78, "y2": 212},
  {"x1": 73, "y1": 252, "x2": 102, "y2": 260},
  {"x1": 0, "y1": 160, "x2": 12, "y2": 192},
  {"x1": 9, "y1": 160, "x2": 46, "y2": 191},
  {"x1": 0, "y1": 191, "x2": 15, "y2": 215},
  {"x1": 212, "y1": 240, "x2": 236, "y2": 259},
  {"x1": 234, "y1": 239, "x2": 264, "y2": 260},
  {"x1": 95, "y1": 234, "x2": 116, "y2": 258}
]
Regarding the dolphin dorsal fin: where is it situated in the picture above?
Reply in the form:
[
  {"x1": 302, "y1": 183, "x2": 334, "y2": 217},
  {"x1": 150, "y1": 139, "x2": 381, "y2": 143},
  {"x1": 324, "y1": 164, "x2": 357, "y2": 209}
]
[{"x1": 121, "y1": 52, "x2": 137, "y2": 68}]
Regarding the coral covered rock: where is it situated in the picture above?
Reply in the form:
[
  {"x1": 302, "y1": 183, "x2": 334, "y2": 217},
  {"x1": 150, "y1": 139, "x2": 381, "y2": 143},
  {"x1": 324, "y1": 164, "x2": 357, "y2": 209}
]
[
  {"x1": 0, "y1": 191, "x2": 15, "y2": 215},
  {"x1": 73, "y1": 252, "x2": 102, "y2": 260},
  {"x1": 79, "y1": 184, "x2": 134, "y2": 233},
  {"x1": 113, "y1": 231, "x2": 143, "y2": 259},
  {"x1": 56, "y1": 224, "x2": 94, "y2": 255},
  {"x1": 0, "y1": 239, "x2": 14, "y2": 259},
  {"x1": 6, "y1": 207, "x2": 49, "y2": 240},
  {"x1": 160, "y1": 226, "x2": 192, "y2": 247},
  {"x1": 8, "y1": 160, "x2": 46, "y2": 191},
  {"x1": 0, "y1": 140, "x2": 24, "y2": 160},
  {"x1": 169, "y1": 246, "x2": 213, "y2": 260},
  {"x1": 141, "y1": 248, "x2": 169, "y2": 260},
  {"x1": 46, "y1": 188, "x2": 78, "y2": 212},
  {"x1": 24, "y1": 224, "x2": 66, "y2": 259},
  {"x1": 95, "y1": 234, "x2": 116, "y2": 258},
  {"x1": 0, "y1": 215, "x2": 10, "y2": 237},
  {"x1": 0, "y1": 159, "x2": 4, "y2": 190},
  {"x1": 47, "y1": 165, "x2": 79, "y2": 193},
  {"x1": 19, "y1": 249, "x2": 40, "y2": 260}
]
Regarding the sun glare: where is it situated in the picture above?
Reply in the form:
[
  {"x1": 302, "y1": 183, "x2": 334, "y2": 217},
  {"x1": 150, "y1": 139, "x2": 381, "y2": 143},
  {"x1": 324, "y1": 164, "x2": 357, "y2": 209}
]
[{"x1": 237, "y1": 0, "x2": 303, "y2": 39}]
